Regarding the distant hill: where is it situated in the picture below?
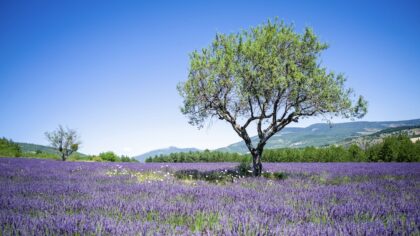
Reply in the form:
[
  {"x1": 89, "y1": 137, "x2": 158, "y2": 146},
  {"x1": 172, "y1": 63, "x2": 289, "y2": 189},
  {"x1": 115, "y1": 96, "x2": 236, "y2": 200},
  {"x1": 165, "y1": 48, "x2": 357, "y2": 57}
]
[
  {"x1": 18, "y1": 142, "x2": 58, "y2": 154},
  {"x1": 217, "y1": 119, "x2": 420, "y2": 153},
  {"x1": 17, "y1": 142, "x2": 87, "y2": 156},
  {"x1": 363, "y1": 125, "x2": 420, "y2": 138},
  {"x1": 340, "y1": 125, "x2": 420, "y2": 147},
  {"x1": 134, "y1": 147, "x2": 200, "y2": 162}
]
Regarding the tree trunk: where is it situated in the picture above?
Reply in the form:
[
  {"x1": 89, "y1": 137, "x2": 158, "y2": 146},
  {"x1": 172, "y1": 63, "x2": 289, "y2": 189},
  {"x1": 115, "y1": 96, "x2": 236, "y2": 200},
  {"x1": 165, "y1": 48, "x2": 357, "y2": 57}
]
[
  {"x1": 251, "y1": 149, "x2": 263, "y2": 176},
  {"x1": 61, "y1": 153, "x2": 66, "y2": 161}
]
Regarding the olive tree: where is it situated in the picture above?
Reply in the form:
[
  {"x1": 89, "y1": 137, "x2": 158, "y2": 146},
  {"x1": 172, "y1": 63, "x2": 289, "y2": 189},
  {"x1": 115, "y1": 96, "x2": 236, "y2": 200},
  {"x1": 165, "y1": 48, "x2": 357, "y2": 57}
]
[
  {"x1": 45, "y1": 125, "x2": 81, "y2": 161},
  {"x1": 178, "y1": 20, "x2": 367, "y2": 176}
]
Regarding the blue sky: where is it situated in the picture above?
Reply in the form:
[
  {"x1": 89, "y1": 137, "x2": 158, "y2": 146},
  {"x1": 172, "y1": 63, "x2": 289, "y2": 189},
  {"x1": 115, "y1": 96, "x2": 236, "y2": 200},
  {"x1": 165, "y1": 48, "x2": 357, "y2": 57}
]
[{"x1": 1, "y1": 0, "x2": 419, "y2": 156}]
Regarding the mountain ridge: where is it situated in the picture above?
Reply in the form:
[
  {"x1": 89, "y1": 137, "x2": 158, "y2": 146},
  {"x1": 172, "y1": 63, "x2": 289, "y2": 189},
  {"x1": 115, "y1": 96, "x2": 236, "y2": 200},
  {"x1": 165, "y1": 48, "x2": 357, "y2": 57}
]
[
  {"x1": 134, "y1": 146, "x2": 200, "y2": 162},
  {"x1": 217, "y1": 118, "x2": 420, "y2": 153}
]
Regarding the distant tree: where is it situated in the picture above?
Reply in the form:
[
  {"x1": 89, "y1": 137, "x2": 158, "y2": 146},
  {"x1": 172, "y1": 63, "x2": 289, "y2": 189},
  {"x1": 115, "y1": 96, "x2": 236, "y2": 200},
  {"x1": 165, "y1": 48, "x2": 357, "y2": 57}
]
[
  {"x1": 178, "y1": 19, "x2": 367, "y2": 176},
  {"x1": 45, "y1": 125, "x2": 81, "y2": 161},
  {"x1": 366, "y1": 143, "x2": 382, "y2": 162},
  {"x1": 395, "y1": 135, "x2": 416, "y2": 162},
  {"x1": 415, "y1": 140, "x2": 420, "y2": 162},
  {"x1": 120, "y1": 155, "x2": 137, "y2": 162},
  {"x1": 120, "y1": 155, "x2": 130, "y2": 162},
  {"x1": 99, "y1": 151, "x2": 120, "y2": 162},
  {"x1": 379, "y1": 136, "x2": 399, "y2": 162},
  {"x1": 348, "y1": 144, "x2": 365, "y2": 161}
]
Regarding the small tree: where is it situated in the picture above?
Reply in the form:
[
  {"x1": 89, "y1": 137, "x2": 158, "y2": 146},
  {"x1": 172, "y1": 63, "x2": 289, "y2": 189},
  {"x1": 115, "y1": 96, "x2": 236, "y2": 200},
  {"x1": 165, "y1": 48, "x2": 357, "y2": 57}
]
[
  {"x1": 178, "y1": 19, "x2": 367, "y2": 176},
  {"x1": 45, "y1": 125, "x2": 81, "y2": 161}
]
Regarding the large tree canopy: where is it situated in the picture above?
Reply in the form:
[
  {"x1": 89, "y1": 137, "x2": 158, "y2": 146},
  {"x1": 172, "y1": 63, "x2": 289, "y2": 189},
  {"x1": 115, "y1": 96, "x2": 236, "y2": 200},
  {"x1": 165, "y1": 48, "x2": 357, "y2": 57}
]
[{"x1": 178, "y1": 20, "x2": 367, "y2": 176}]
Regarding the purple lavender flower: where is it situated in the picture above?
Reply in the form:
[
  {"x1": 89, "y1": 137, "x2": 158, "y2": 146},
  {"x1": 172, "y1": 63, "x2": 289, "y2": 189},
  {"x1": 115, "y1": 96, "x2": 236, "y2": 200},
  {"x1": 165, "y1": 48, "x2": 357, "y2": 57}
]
[{"x1": 0, "y1": 158, "x2": 419, "y2": 235}]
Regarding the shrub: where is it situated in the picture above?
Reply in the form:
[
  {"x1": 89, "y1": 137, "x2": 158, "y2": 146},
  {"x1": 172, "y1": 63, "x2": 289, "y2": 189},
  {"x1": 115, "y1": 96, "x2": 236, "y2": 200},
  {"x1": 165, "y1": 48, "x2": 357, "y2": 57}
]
[
  {"x1": 91, "y1": 156, "x2": 103, "y2": 162},
  {"x1": 236, "y1": 159, "x2": 253, "y2": 177},
  {"x1": 262, "y1": 172, "x2": 287, "y2": 180}
]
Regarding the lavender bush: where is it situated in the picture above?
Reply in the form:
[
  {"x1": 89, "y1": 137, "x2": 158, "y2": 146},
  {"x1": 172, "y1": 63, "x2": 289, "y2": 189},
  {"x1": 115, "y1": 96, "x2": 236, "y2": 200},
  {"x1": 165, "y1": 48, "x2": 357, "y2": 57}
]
[{"x1": 0, "y1": 158, "x2": 419, "y2": 235}]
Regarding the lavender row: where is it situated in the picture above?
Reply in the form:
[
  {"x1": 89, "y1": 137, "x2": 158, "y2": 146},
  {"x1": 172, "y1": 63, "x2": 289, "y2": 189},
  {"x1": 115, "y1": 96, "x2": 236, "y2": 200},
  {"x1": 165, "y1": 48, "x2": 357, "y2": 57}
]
[{"x1": 0, "y1": 158, "x2": 419, "y2": 235}]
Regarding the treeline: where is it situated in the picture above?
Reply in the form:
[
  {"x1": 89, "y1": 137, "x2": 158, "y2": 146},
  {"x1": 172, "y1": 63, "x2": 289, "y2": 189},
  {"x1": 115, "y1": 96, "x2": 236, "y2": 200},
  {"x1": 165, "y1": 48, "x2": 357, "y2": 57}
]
[
  {"x1": 363, "y1": 135, "x2": 419, "y2": 162},
  {"x1": 263, "y1": 135, "x2": 419, "y2": 162},
  {"x1": 86, "y1": 151, "x2": 138, "y2": 162},
  {"x1": 0, "y1": 138, "x2": 22, "y2": 157},
  {"x1": 145, "y1": 150, "x2": 246, "y2": 163},
  {"x1": 146, "y1": 135, "x2": 420, "y2": 163},
  {"x1": 0, "y1": 138, "x2": 137, "y2": 162}
]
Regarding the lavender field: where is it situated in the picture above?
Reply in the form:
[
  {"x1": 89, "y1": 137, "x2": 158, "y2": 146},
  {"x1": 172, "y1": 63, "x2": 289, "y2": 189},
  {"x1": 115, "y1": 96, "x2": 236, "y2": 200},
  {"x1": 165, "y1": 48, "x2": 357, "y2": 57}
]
[{"x1": 1, "y1": 158, "x2": 419, "y2": 235}]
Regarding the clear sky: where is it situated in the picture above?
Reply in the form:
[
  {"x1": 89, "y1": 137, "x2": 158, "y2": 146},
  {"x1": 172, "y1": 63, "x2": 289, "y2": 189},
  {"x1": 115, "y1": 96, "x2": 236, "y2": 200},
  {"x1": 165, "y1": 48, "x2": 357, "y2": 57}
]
[{"x1": 1, "y1": 0, "x2": 419, "y2": 156}]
